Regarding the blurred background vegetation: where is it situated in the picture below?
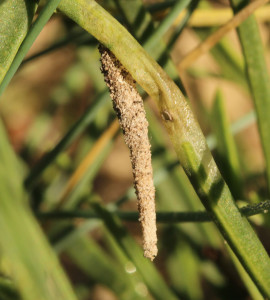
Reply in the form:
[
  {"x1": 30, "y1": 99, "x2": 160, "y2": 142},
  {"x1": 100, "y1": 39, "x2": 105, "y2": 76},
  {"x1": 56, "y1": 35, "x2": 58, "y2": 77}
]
[{"x1": 1, "y1": 0, "x2": 270, "y2": 299}]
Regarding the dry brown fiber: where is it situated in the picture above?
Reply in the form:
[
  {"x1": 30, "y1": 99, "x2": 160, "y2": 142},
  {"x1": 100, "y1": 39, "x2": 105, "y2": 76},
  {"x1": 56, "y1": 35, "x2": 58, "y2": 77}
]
[{"x1": 99, "y1": 45, "x2": 158, "y2": 260}]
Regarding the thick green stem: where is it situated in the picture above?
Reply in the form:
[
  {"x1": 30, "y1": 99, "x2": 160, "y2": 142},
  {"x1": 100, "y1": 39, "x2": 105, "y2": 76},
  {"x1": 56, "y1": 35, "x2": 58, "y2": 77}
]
[{"x1": 58, "y1": 0, "x2": 270, "y2": 296}]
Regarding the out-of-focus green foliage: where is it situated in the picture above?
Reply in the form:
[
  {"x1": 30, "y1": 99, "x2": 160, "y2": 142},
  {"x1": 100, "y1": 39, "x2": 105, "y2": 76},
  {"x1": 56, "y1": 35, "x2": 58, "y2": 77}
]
[{"x1": 0, "y1": 0, "x2": 270, "y2": 299}]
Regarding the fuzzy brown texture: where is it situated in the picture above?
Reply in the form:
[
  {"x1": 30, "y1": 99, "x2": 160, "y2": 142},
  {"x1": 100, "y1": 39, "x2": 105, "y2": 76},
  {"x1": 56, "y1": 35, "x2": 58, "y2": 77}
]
[{"x1": 99, "y1": 45, "x2": 157, "y2": 260}]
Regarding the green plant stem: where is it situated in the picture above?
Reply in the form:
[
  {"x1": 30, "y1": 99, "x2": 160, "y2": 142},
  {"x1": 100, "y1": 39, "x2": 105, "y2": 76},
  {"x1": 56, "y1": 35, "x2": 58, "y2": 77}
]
[
  {"x1": 58, "y1": 0, "x2": 270, "y2": 296},
  {"x1": 0, "y1": 0, "x2": 62, "y2": 96},
  {"x1": 229, "y1": 0, "x2": 270, "y2": 193},
  {"x1": 37, "y1": 200, "x2": 270, "y2": 222}
]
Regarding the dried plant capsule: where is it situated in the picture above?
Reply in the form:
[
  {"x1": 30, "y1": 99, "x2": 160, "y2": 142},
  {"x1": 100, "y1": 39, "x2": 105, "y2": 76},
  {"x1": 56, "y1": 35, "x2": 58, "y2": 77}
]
[{"x1": 99, "y1": 45, "x2": 157, "y2": 260}]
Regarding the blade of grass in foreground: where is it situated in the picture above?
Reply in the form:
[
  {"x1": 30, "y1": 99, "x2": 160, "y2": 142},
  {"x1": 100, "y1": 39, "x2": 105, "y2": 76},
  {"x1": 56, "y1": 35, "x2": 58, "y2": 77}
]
[
  {"x1": 24, "y1": 90, "x2": 108, "y2": 189},
  {"x1": 92, "y1": 202, "x2": 178, "y2": 300},
  {"x1": 67, "y1": 235, "x2": 146, "y2": 299},
  {"x1": 0, "y1": 119, "x2": 77, "y2": 300},
  {"x1": 0, "y1": 0, "x2": 36, "y2": 84},
  {"x1": 211, "y1": 90, "x2": 243, "y2": 199},
  {"x1": 229, "y1": 0, "x2": 270, "y2": 194},
  {"x1": 58, "y1": 0, "x2": 270, "y2": 296},
  {"x1": 0, "y1": 0, "x2": 62, "y2": 96}
]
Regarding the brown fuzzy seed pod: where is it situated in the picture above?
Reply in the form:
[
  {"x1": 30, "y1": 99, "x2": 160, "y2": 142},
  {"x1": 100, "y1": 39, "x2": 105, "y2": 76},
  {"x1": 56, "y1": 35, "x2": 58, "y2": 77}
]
[{"x1": 99, "y1": 45, "x2": 157, "y2": 260}]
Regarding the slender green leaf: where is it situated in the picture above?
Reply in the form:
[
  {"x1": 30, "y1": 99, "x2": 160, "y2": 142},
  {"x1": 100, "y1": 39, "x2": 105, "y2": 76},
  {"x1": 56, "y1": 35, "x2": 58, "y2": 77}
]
[
  {"x1": 211, "y1": 90, "x2": 243, "y2": 199},
  {"x1": 143, "y1": 0, "x2": 191, "y2": 51},
  {"x1": 67, "y1": 235, "x2": 146, "y2": 299},
  {"x1": 0, "y1": 0, "x2": 36, "y2": 83},
  {"x1": 92, "y1": 203, "x2": 179, "y2": 300},
  {"x1": 25, "y1": 90, "x2": 108, "y2": 189},
  {"x1": 195, "y1": 28, "x2": 248, "y2": 89},
  {"x1": 230, "y1": 0, "x2": 270, "y2": 193},
  {"x1": 0, "y1": 0, "x2": 62, "y2": 96},
  {"x1": 0, "y1": 119, "x2": 77, "y2": 300},
  {"x1": 227, "y1": 246, "x2": 263, "y2": 300}
]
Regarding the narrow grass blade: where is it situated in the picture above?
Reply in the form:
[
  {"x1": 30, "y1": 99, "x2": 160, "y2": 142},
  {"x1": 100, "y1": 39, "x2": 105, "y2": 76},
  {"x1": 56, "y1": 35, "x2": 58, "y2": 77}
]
[
  {"x1": 207, "y1": 110, "x2": 256, "y2": 151},
  {"x1": 0, "y1": 0, "x2": 36, "y2": 84},
  {"x1": 23, "y1": 30, "x2": 94, "y2": 64},
  {"x1": 195, "y1": 28, "x2": 248, "y2": 89},
  {"x1": 227, "y1": 246, "x2": 263, "y2": 300},
  {"x1": 92, "y1": 203, "x2": 179, "y2": 300},
  {"x1": 0, "y1": 0, "x2": 62, "y2": 96},
  {"x1": 173, "y1": 5, "x2": 270, "y2": 27},
  {"x1": 58, "y1": 120, "x2": 119, "y2": 208},
  {"x1": 178, "y1": 0, "x2": 268, "y2": 71},
  {"x1": 0, "y1": 119, "x2": 77, "y2": 300},
  {"x1": 211, "y1": 90, "x2": 243, "y2": 199},
  {"x1": 230, "y1": 0, "x2": 270, "y2": 193},
  {"x1": 143, "y1": 0, "x2": 191, "y2": 51},
  {"x1": 24, "y1": 90, "x2": 108, "y2": 189},
  {"x1": 166, "y1": 237, "x2": 203, "y2": 299},
  {"x1": 67, "y1": 235, "x2": 146, "y2": 299}
]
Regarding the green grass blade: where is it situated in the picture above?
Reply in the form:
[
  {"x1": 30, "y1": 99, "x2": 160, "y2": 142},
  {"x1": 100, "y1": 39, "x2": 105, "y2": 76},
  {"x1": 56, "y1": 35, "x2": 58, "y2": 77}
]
[
  {"x1": 195, "y1": 28, "x2": 248, "y2": 89},
  {"x1": 0, "y1": 119, "x2": 77, "y2": 300},
  {"x1": 0, "y1": 0, "x2": 62, "y2": 96},
  {"x1": 24, "y1": 91, "x2": 108, "y2": 189},
  {"x1": 58, "y1": 1, "x2": 270, "y2": 296},
  {"x1": 166, "y1": 237, "x2": 203, "y2": 299},
  {"x1": 67, "y1": 235, "x2": 145, "y2": 299},
  {"x1": 211, "y1": 90, "x2": 243, "y2": 199},
  {"x1": 0, "y1": 277, "x2": 21, "y2": 300},
  {"x1": 207, "y1": 110, "x2": 256, "y2": 150},
  {"x1": 227, "y1": 246, "x2": 263, "y2": 300},
  {"x1": 143, "y1": 0, "x2": 191, "y2": 51},
  {"x1": 166, "y1": 0, "x2": 200, "y2": 51},
  {"x1": 23, "y1": 30, "x2": 93, "y2": 64},
  {"x1": 0, "y1": 0, "x2": 36, "y2": 84},
  {"x1": 61, "y1": 124, "x2": 117, "y2": 209},
  {"x1": 92, "y1": 203, "x2": 179, "y2": 300},
  {"x1": 230, "y1": 0, "x2": 270, "y2": 192}
]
